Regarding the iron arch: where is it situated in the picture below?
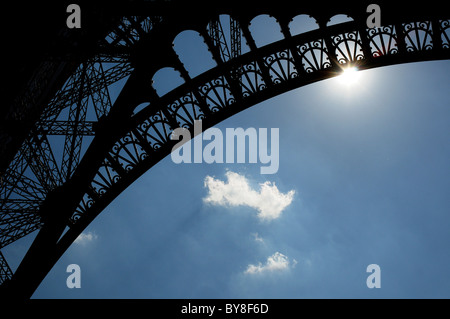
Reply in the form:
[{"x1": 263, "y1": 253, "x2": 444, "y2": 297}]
[{"x1": 0, "y1": 0, "x2": 449, "y2": 299}]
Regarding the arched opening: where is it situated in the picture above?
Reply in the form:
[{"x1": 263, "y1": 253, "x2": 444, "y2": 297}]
[
  {"x1": 289, "y1": 14, "x2": 320, "y2": 36},
  {"x1": 327, "y1": 14, "x2": 354, "y2": 26},
  {"x1": 151, "y1": 67, "x2": 184, "y2": 96},
  {"x1": 173, "y1": 30, "x2": 217, "y2": 78},
  {"x1": 249, "y1": 14, "x2": 284, "y2": 47}
]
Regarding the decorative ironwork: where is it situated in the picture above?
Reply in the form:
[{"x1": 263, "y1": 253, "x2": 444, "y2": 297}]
[
  {"x1": 297, "y1": 38, "x2": 332, "y2": 73},
  {"x1": 208, "y1": 16, "x2": 242, "y2": 63},
  {"x1": 368, "y1": 25, "x2": 399, "y2": 57},
  {"x1": 263, "y1": 48, "x2": 299, "y2": 83},
  {"x1": 442, "y1": 19, "x2": 450, "y2": 49},
  {"x1": 199, "y1": 75, "x2": 236, "y2": 112},
  {"x1": 403, "y1": 21, "x2": 434, "y2": 52},
  {"x1": 237, "y1": 61, "x2": 268, "y2": 97},
  {"x1": 0, "y1": 251, "x2": 12, "y2": 284},
  {"x1": 332, "y1": 30, "x2": 365, "y2": 64},
  {"x1": 169, "y1": 93, "x2": 205, "y2": 128}
]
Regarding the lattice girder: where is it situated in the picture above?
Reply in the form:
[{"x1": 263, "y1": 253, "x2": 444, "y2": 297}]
[{"x1": 0, "y1": 1, "x2": 449, "y2": 299}]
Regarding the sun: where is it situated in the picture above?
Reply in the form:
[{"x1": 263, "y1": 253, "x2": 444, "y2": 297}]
[{"x1": 338, "y1": 66, "x2": 361, "y2": 86}]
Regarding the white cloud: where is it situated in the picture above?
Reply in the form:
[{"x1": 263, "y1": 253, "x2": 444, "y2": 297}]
[
  {"x1": 252, "y1": 232, "x2": 265, "y2": 243},
  {"x1": 244, "y1": 252, "x2": 293, "y2": 275},
  {"x1": 203, "y1": 171, "x2": 295, "y2": 221},
  {"x1": 74, "y1": 231, "x2": 98, "y2": 245}
]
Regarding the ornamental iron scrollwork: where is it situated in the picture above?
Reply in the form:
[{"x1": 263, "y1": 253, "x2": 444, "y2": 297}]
[
  {"x1": 70, "y1": 192, "x2": 95, "y2": 225},
  {"x1": 112, "y1": 130, "x2": 148, "y2": 172},
  {"x1": 332, "y1": 30, "x2": 365, "y2": 64},
  {"x1": 441, "y1": 19, "x2": 450, "y2": 49},
  {"x1": 137, "y1": 111, "x2": 173, "y2": 151},
  {"x1": 263, "y1": 48, "x2": 299, "y2": 84},
  {"x1": 2, "y1": 3, "x2": 450, "y2": 295},
  {"x1": 297, "y1": 38, "x2": 332, "y2": 73},
  {"x1": 403, "y1": 21, "x2": 434, "y2": 52},
  {"x1": 237, "y1": 61, "x2": 267, "y2": 97},
  {"x1": 198, "y1": 75, "x2": 236, "y2": 112},
  {"x1": 368, "y1": 25, "x2": 399, "y2": 57}
]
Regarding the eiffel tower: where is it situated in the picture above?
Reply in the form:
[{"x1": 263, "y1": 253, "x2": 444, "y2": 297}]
[{"x1": 1, "y1": 0, "x2": 449, "y2": 299}]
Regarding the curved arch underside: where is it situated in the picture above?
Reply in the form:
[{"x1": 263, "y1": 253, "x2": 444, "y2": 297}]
[{"x1": 1, "y1": 0, "x2": 449, "y2": 298}]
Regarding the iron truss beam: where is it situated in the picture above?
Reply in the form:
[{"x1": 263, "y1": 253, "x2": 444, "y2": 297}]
[
  {"x1": 0, "y1": 0, "x2": 449, "y2": 299},
  {"x1": 0, "y1": 251, "x2": 12, "y2": 284},
  {"x1": 38, "y1": 121, "x2": 96, "y2": 136}
]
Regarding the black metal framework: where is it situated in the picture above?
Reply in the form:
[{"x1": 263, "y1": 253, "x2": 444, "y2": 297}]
[{"x1": 0, "y1": 0, "x2": 449, "y2": 299}]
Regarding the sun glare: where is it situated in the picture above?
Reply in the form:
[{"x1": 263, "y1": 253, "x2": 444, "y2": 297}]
[{"x1": 338, "y1": 66, "x2": 361, "y2": 86}]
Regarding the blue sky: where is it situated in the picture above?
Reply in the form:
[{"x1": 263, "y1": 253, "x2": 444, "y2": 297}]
[{"x1": 3, "y1": 16, "x2": 450, "y2": 299}]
